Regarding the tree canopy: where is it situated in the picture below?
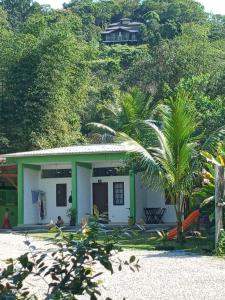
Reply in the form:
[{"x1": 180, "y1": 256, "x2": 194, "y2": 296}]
[{"x1": 0, "y1": 0, "x2": 224, "y2": 153}]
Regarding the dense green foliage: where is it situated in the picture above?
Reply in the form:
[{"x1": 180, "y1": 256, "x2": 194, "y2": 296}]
[
  {"x1": 0, "y1": 0, "x2": 225, "y2": 153},
  {"x1": 0, "y1": 217, "x2": 140, "y2": 299}
]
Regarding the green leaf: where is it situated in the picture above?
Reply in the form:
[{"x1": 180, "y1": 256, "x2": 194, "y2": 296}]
[{"x1": 129, "y1": 255, "x2": 136, "y2": 264}]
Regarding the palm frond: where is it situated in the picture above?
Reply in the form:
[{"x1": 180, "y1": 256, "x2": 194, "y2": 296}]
[
  {"x1": 201, "y1": 125, "x2": 225, "y2": 152},
  {"x1": 87, "y1": 122, "x2": 116, "y2": 136}
]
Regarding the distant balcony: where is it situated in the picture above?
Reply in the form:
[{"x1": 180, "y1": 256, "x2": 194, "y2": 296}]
[{"x1": 103, "y1": 37, "x2": 138, "y2": 43}]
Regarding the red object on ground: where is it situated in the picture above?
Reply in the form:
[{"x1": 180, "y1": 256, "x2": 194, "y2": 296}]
[
  {"x1": 167, "y1": 209, "x2": 200, "y2": 240},
  {"x1": 3, "y1": 217, "x2": 10, "y2": 228}
]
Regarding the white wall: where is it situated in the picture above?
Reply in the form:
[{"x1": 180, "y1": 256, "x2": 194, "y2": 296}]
[
  {"x1": 39, "y1": 177, "x2": 71, "y2": 224},
  {"x1": 24, "y1": 168, "x2": 40, "y2": 225},
  {"x1": 38, "y1": 163, "x2": 72, "y2": 224},
  {"x1": 164, "y1": 205, "x2": 176, "y2": 223},
  {"x1": 135, "y1": 173, "x2": 146, "y2": 222},
  {"x1": 77, "y1": 166, "x2": 91, "y2": 223},
  {"x1": 135, "y1": 173, "x2": 176, "y2": 224}
]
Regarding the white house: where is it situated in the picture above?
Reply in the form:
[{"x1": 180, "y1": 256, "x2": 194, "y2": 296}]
[{"x1": 3, "y1": 144, "x2": 176, "y2": 226}]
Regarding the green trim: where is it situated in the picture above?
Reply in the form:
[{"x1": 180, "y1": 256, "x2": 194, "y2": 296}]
[
  {"x1": 129, "y1": 170, "x2": 136, "y2": 222},
  {"x1": 77, "y1": 162, "x2": 92, "y2": 169},
  {"x1": 24, "y1": 164, "x2": 41, "y2": 171},
  {"x1": 72, "y1": 161, "x2": 78, "y2": 224},
  {"x1": 6, "y1": 153, "x2": 126, "y2": 165},
  {"x1": 18, "y1": 163, "x2": 24, "y2": 225}
]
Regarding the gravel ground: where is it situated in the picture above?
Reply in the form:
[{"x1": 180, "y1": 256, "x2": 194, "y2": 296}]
[{"x1": 1, "y1": 233, "x2": 225, "y2": 300}]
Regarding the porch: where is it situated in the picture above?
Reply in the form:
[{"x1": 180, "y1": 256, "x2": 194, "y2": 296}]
[
  {"x1": 20, "y1": 161, "x2": 176, "y2": 226},
  {"x1": 21, "y1": 160, "x2": 135, "y2": 225}
]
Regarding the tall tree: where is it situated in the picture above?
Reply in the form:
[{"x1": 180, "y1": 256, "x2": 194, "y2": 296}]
[{"x1": 0, "y1": 0, "x2": 41, "y2": 29}]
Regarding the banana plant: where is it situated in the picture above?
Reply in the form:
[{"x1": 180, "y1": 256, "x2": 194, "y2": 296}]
[{"x1": 201, "y1": 144, "x2": 225, "y2": 246}]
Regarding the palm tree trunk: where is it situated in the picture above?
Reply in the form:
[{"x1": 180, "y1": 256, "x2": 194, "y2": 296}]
[{"x1": 176, "y1": 193, "x2": 184, "y2": 243}]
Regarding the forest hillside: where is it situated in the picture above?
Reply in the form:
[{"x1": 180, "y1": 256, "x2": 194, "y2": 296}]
[{"x1": 0, "y1": 0, "x2": 225, "y2": 153}]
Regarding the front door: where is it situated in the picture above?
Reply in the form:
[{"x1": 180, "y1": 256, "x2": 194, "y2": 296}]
[{"x1": 93, "y1": 183, "x2": 108, "y2": 219}]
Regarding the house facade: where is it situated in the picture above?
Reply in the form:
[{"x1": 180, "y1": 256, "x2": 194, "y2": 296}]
[
  {"x1": 4, "y1": 144, "x2": 176, "y2": 226},
  {"x1": 101, "y1": 18, "x2": 142, "y2": 45}
]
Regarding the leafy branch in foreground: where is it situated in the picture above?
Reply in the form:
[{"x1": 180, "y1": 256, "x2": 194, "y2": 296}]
[{"x1": 0, "y1": 216, "x2": 140, "y2": 300}]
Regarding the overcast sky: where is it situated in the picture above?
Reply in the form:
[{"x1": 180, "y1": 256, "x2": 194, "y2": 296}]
[{"x1": 36, "y1": 0, "x2": 225, "y2": 15}]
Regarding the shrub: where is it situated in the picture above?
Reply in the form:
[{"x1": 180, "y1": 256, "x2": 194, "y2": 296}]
[
  {"x1": 215, "y1": 229, "x2": 225, "y2": 256},
  {"x1": 0, "y1": 216, "x2": 140, "y2": 299}
]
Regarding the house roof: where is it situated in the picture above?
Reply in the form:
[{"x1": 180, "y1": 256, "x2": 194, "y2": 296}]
[
  {"x1": 3, "y1": 144, "x2": 135, "y2": 159},
  {"x1": 102, "y1": 18, "x2": 142, "y2": 37}
]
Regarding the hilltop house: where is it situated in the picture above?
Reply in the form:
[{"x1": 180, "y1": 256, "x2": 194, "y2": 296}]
[
  {"x1": 3, "y1": 144, "x2": 176, "y2": 226},
  {"x1": 101, "y1": 18, "x2": 142, "y2": 45}
]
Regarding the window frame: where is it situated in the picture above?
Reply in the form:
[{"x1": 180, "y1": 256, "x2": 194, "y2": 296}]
[{"x1": 113, "y1": 182, "x2": 124, "y2": 206}]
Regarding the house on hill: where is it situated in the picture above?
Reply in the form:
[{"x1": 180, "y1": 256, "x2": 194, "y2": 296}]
[
  {"x1": 101, "y1": 18, "x2": 142, "y2": 45},
  {"x1": 3, "y1": 144, "x2": 176, "y2": 227}
]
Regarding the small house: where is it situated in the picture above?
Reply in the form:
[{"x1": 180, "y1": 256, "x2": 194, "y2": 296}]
[
  {"x1": 101, "y1": 18, "x2": 142, "y2": 45},
  {"x1": 3, "y1": 144, "x2": 176, "y2": 226}
]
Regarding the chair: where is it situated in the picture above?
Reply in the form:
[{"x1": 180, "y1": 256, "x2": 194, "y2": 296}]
[{"x1": 144, "y1": 208, "x2": 166, "y2": 224}]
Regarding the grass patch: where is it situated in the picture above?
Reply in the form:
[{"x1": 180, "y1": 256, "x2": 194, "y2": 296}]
[{"x1": 28, "y1": 230, "x2": 213, "y2": 254}]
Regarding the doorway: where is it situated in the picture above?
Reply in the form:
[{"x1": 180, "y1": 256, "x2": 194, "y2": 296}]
[{"x1": 93, "y1": 182, "x2": 108, "y2": 218}]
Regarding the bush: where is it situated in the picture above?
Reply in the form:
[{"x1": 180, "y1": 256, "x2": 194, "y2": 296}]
[
  {"x1": 215, "y1": 229, "x2": 225, "y2": 256},
  {"x1": 0, "y1": 216, "x2": 140, "y2": 299}
]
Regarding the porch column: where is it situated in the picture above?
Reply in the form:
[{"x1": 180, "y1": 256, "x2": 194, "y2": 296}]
[
  {"x1": 18, "y1": 162, "x2": 24, "y2": 225},
  {"x1": 72, "y1": 161, "x2": 78, "y2": 224},
  {"x1": 129, "y1": 170, "x2": 136, "y2": 222}
]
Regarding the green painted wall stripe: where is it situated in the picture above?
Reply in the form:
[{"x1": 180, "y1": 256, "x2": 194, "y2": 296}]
[
  {"x1": 129, "y1": 170, "x2": 136, "y2": 222},
  {"x1": 18, "y1": 163, "x2": 24, "y2": 225},
  {"x1": 72, "y1": 161, "x2": 78, "y2": 224},
  {"x1": 6, "y1": 152, "x2": 126, "y2": 165}
]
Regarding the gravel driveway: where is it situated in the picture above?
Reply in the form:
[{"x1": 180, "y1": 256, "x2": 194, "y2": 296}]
[{"x1": 1, "y1": 233, "x2": 225, "y2": 300}]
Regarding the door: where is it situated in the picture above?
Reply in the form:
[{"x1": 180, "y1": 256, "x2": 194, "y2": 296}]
[
  {"x1": 93, "y1": 183, "x2": 108, "y2": 217},
  {"x1": 109, "y1": 179, "x2": 130, "y2": 223}
]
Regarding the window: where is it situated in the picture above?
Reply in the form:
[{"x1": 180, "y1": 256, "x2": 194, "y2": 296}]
[
  {"x1": 93, "y1": 167, "x2": 129, "y2": 177},
  {"x1": 56, "y1": 184, "x2": 67, "y2": 207},
  {"x1": 113, "y1": 182, "x2": 124, "y2": 206},
  {"x1": 41, "y1": 169, "x2": 71, "y2": 178}
]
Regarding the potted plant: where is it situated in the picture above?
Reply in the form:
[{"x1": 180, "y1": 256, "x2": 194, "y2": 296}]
[{"x1": 67, "y1": 207, "x2": 77, "y2": 226}]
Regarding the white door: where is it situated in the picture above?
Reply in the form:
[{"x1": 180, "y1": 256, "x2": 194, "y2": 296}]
[{"x1": 108, "y1": 177, "x2": 130, "y2": 223}]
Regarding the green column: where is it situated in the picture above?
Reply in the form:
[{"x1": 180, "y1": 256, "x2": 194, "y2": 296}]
[
  {"x1": 72, "y1": 161, "x2": 78, "y2": 224},
  {"x1": 18, "y1": 163, "x2": 24, "y2": 225},
  {"x1": 129, "y1": 169, "x2": 136, "y2": 222}
]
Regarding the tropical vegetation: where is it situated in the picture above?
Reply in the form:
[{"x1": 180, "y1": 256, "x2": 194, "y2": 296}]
[
  {"x1": 0, "y1": 0, "x2": 225, "y2": 153},
  {"x1": 0, "y1": 0, "x2": 224, "y2": 243},
  {"x1": 0, "y1": 215, "x2": 140, "y2": 299}
]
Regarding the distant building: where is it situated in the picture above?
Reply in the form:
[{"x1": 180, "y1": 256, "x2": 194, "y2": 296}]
[{"x1": 101, "y1": 18, "x2": 142, "y2": 45}]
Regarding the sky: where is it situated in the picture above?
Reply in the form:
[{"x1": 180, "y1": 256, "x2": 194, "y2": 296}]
[{"x1": 36, "y1": 0, "x2": 225, "y2": 15}]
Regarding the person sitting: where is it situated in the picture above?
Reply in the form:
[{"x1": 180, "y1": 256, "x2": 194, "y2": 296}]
[
  {"x1": 2, "y1": 208, "x2": 11, "y2": 229},
  {"x1": 55, "y1": 216, "x2": 64, "y2": 228}
]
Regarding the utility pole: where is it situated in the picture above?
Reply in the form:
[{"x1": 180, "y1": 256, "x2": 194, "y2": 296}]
[{"x1": 215, "y1": 165, "x2": 225, "y2": 247}]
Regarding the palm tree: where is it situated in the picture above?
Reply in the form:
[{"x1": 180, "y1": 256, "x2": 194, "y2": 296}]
[
  {"x1": 120, "y1": 92, "x2": 199, "y2": 242},
  {"x1": 95, "y1": 87, "x2": 157, "y2": 146},
  {"x1": 90, "y1": 91, "x2": 225, "y2": 242}
]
